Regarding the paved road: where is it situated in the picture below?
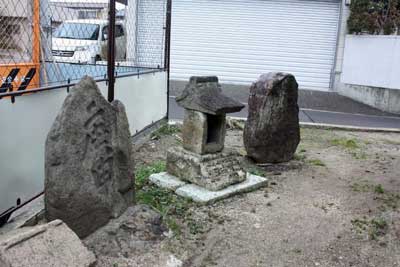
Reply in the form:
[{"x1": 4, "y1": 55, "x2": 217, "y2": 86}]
[{"x1": 169, "y1": 97, "x2": 400, "y2": 129}]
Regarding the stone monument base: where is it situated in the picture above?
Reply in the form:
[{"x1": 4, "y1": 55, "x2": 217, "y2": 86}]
[
  {"x1": 149, "y1": 172, "x2": 268, "y2": 204},
  {"x1": 167, "y1": 147, "x2": 246, "y2": 191}
]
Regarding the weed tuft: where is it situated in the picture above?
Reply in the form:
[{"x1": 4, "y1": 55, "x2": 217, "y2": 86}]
[
  {"x1": 151, "y1": 124, "x2": 181, "y2": 140},
  {"x1": 374, "y1": 184, "x2": 385, "y2": 194},
  {"x1": 135, "y1": 161, "x2": 193, "y2": 236},
  {"x1": 294, "y1": 153, "x2": 307, "y2": 161},
  {"x1": 351, "y1": 217, "x2": 388, "y2": 240},
  {"x1": 331, "y1": 138, "x2": 360, "y2": 150},
  {"x1": 307, "y1": 159, "x2": 325, "y2": 167}
]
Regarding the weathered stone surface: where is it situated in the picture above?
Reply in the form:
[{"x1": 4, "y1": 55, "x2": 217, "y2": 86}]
[
  {"x1": 149, "y1": 172, "x2": 187, "y2": 190},
  {"x1": 176, "y1": 76, "x2": 245, "y2": 115},
  {"x1": 182, "y1": 110, "x2": 226, "y2": 154},
  {"x1": 45, "y1": 76, "x2": 134, "y2": 238},
  {"x1": 0, "y1": 220, "x2": 96, "y2": 267},
  {"x1": 175, "y1": 173, "x2": 268, "y2": 204},
  {"x1": 244, "y1": 72, "x2": 300, "y2": 163},
  {"x1": 167, "y1": 147, "x2": 246, "y2": 191},
  {"x1": 84, "y1": 205, "x2": 167, "y2": 258}
]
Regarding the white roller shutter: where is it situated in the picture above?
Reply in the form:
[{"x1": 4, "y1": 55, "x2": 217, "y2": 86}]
[{"x1": 170, "y1": 0, "x2": 340, "y2": 91}]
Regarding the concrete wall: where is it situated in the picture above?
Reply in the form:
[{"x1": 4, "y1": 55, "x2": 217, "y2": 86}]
[
  {"x1": 337, "y1": 35, "x2": 400, "y2": 114},
  {"x1": 0, "y1": 71, "x2": 167, "y2": 212},
  {"x1": 341, "y1": 35, "x2": 400, "y2": 90},
  {"x1": 337, "y1": 83, "x2": 400, "y2": 114}
]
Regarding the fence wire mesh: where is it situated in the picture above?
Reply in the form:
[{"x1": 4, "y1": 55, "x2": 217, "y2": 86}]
[{"x1": 0, "y1": 0, "x2": 168, "y2": 95}]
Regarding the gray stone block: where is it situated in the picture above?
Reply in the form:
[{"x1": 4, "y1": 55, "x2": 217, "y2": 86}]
[
  {"x1": 167, "y1": 147, "x2": 246, "y2": 191},
  {"x1": 0, "y1": 220, "x2": 96, "y2": 267}
]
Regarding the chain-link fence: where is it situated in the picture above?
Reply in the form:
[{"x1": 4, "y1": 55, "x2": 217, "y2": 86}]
[{"x1": 0, "y1": 0, "x2": 169, "y2": 96}]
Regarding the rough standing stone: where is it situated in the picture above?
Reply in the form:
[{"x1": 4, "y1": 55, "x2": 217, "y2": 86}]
[
  {"x1": 45, "y1": 76, "x2": 134, "y2": 238},
  {"x1": 176, "y1": 76, "x2": 245, "y2": 115},
  {"x1": 167, "y1": 147, "x2": 246, "y2": 191},
  {"x1": 0, "y1": 220, "x2": 96, "y2": 267},
  {"x1": 244, "y1": 72, "x2": 300, "y2": 163}
]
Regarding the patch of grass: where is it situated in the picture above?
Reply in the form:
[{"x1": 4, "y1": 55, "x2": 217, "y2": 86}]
[
  {"x1": 135, "y1": 161, "x2": 193, "y2": 236},
  {"x1": 350, "y1": 151, "x2": 367, "y2": 160},
  {"x1": 351, "y1": 182, "x2": 373, "y2": 192},
  {"x1": 351, "y1": 218, "x2": 369, "y2": 232},
  {"x1": 307, "y1": 159, "x2": 325, "y2": 167},
  {"x1": 369, "y1": 218, "x2": 388, "y2": 240},
  {"x1": 187, "y1": 218, "x2": 206, "y2": 235},
  {"x1": 331, "y1": 138, "x2": 360, "y2": 150},
  {"x1": 331, "y1": 137, "x2": 369, "y2": 160},
  {"x1": 376, "y1": 192, "x2": 400, "y2": 210},
  {"x1": 294, "y1": 153, "x2": 306, "y2": 161},
  {"x1": 351, "y1": 217, "x2": 388, "y2": 240},
  {"x1": 151, "y1": 124, "x2": 180, "y2": 140},
  {"x1": 135, "y1": 161, "x2": 166, "y2": 190},
  {"x1": 374, "y1": 184, "x2": 385, "y2": 194}
]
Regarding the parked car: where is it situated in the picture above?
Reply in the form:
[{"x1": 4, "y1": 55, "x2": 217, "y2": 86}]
[{"x1": 52, "y1": 19, "x2": 126, "y2": 64}]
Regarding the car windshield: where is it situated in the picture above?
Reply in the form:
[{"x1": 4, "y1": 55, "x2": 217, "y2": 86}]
[{"x1": 54, "y1": 23, "x2": 100, "y2": 40}]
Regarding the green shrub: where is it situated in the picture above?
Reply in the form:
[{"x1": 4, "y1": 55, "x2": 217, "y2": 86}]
[{"x1": 348, "y1": 0, "x2": 400, "y2": 35}]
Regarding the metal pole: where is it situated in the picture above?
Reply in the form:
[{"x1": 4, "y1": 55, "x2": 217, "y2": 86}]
[
  {"x1": 164, "y1": 0, "x2": 172, "y2": 119},
  {"x1": 107, "y1": 0, "x2": 117, "y2": 102}
]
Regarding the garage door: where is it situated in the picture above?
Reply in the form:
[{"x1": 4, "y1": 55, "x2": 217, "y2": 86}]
[{"x1": 170, "y1": 0, "x2": 341, "y2": 91}]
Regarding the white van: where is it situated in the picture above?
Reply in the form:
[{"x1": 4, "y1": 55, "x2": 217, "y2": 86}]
[{"x1": 52, "y1": 19, "x2": 127, "y2": 64}]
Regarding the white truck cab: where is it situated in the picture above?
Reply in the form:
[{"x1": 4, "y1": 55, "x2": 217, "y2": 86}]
[{"x1": 52, "y1": 19, "x2": 126, "y2": 64}]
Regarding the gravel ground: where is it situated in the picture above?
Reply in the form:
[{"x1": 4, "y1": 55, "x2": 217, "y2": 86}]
[{"x1": 131, "y1": 125, "x2": 400, "y2": 267}]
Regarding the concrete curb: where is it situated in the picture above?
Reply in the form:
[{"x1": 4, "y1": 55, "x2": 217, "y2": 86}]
[
  {"x1": 299, "y1": 122, "x2": 400, "y2": 133},
  {"x1": 169, "y1": 118, "x2": 400, "y2": 133}
]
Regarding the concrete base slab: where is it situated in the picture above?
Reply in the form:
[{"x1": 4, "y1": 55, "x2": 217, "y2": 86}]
[
  {"x1": 149, "y1": 172, "x2": 268, "y2": 204},
  {"x1": 149, "y1": 172, "x2": 187, "y2": 190}
]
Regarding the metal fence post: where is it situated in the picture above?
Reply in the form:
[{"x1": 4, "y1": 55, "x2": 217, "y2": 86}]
[
  {"x1": 107, "y1": 0, "x2": 117, "y2": 102},
  {"x1": 165, "y1": 0, "x2": 172, "y2": 119}
]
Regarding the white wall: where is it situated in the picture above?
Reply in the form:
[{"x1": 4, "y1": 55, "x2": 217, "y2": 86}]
[
  {"x1": 341, "y1": 35, "x2": 400, "y2": 90},
  {"x1": 98, "y1": 71, "x2": 168, "y2": 134},
  {"x1": 0, "y1": 71, "x2": 167, "y2": 212}
]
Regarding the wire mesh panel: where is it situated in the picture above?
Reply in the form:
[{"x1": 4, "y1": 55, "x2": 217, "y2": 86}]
[
  {"x1": 0, "y1": 0, "x2": 33, "y2": 64},
  {"x1": 0, "y1": 0, "x2": 39, "y2": 92},
  {"x1": 0, "y1": 0, "x2": 169, "y2": 96},
  {"x1": 136, "y1": 0, "x2": 167, "y2": 69},
  {"x1": 42, "y1": 0, "x2": 114, "y2": 86}
]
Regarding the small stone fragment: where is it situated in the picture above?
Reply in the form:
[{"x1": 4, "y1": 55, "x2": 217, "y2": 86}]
[
  {"x1": 244, "y1": 72, "x2": 300, "y2": 163},
  {"x1": 84, "y1": 205, "x2": 167, "y2": 258},
  {"x1": 0, "y1": 220, "x2": 96, "y2": 267}
]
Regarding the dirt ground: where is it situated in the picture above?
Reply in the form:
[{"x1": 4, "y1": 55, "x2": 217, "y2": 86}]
[{"x1": 129, "y1": 124, "x2": 400, "y2": 267}]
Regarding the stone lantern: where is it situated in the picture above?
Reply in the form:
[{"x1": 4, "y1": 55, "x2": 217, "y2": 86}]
[{"x1": 166, "y1": 76, "x2": 247, "y2": 191}]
